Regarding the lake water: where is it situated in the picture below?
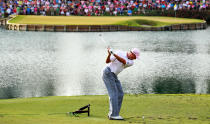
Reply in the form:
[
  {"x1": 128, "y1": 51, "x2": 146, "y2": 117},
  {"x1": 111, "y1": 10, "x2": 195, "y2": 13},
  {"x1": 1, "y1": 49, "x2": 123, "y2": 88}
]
[{"x1": 0, "y1": 27, "x2": 210, "y2": 98}]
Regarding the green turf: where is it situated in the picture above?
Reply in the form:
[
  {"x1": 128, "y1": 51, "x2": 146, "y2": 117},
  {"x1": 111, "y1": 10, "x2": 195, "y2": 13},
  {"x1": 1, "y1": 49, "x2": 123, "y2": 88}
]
[
  {"x1": 8, "y1": 15, "x2": 205, "y2": 27},
  {"x1": 0, "y1": 94, "x2": 210, "y2": 124}
]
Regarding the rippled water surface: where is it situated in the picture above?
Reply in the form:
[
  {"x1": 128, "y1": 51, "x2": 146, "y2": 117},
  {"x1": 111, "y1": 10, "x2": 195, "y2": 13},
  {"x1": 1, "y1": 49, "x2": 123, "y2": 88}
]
[{"x1": 0, "y1": 27, "x2": 210, "y2": 98}]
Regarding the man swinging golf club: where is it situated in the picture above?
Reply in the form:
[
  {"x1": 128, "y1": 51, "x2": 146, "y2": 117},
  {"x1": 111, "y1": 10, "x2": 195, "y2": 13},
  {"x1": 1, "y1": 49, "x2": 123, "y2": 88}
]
[{"x1": 102, "y1": 47, "x2": 140, "y2": 120}]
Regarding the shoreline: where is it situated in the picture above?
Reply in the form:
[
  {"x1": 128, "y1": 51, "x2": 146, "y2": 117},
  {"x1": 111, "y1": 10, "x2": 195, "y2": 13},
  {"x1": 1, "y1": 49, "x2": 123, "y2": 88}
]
[
  {"x1": 5, "y1": 22, "x2": 208, "y2": 32},
  {"x1": 1, "y1": 17, "x2": 208, "y2": 32}
]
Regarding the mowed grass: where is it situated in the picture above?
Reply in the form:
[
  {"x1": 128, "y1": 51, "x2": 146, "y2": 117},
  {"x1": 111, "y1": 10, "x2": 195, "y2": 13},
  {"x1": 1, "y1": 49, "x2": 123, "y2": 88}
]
[
  {"x1": 8, "y1": 15, "x2": 205, "y2": 27},
  {"x1": 0, "y1": 94, "x2": 210, "y2": 124}
]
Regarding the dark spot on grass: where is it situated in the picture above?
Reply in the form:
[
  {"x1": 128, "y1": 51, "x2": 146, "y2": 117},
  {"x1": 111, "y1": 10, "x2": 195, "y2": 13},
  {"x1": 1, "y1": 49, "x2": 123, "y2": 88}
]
[
  {"x1": 117, "y1": 19, "x2": 164, "y2": 27},
  {"x1": 126, "y1": 116, "x2": 135, "y2": 119},
  {"x1": 158, "y1": 117, "x2": 164, "y2": 119},
  {"x1": 188, "y1": 117, "x2": 198, "y2": 120}
]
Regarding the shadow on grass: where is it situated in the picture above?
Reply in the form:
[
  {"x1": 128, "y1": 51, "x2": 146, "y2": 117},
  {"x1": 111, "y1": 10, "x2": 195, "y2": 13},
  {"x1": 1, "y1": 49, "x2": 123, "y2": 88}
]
[{"x1": 116, "y1": 19, "x2": 166, "y2": 27}]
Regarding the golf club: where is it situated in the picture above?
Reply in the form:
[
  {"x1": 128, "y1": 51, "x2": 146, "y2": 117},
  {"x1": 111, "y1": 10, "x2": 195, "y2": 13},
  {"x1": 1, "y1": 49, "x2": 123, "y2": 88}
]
[{"x1": 99, "y1": 33, "x2": 110, "y2": 49}]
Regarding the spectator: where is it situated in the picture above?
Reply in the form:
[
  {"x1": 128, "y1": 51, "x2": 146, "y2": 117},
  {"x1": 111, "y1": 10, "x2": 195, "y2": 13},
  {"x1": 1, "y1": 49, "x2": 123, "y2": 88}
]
[
  {"x1": 27, "y1": 6, "x2": 31, "y2": 15},
  {"x1": 127, "y1": 8, "x2": 132, "y2": 16},
  {"x1": 6, "y1": 8, "x2": 12, "y2": 15},
  {"x1": 50, "y1": 6, "x2": 54, "y2": 16},
  {"x1": 66, "y1": 10, "x2": 70, "y2": 16}
]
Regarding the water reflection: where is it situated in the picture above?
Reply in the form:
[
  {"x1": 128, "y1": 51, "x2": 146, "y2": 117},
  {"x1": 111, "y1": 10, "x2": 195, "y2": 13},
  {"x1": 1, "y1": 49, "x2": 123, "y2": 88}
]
[{"x1": 0, "y1": 27, "x2": 210, "y2": 98}]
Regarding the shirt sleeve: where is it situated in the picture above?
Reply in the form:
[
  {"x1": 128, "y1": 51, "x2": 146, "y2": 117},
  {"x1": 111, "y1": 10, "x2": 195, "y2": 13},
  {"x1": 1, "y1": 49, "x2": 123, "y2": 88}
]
[{"x1": 124, "y1": 59, "x2": 134, "y2": 68}]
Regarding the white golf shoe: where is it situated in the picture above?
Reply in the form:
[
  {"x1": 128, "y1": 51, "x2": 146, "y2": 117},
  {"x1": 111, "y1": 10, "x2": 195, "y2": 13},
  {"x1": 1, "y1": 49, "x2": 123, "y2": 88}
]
[{"x1": 109, "y1": 115, "x2": 124, "y2": 120}]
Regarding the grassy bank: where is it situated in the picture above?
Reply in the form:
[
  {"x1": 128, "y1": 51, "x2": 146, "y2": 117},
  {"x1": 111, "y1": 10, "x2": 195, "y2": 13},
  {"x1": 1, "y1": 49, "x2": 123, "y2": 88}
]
[
  {"x1": 0, "y1": 94, "x2": 210, "y2": 124},
  {"x1": 8, "y1": 15, "x2": 205, "y2": 27}
]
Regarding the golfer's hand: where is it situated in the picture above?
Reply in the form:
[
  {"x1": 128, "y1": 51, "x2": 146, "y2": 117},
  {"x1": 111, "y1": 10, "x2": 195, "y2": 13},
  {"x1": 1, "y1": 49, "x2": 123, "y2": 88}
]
[{"x1": 107, "y1": 47, "x2": 111, "y2": 55}]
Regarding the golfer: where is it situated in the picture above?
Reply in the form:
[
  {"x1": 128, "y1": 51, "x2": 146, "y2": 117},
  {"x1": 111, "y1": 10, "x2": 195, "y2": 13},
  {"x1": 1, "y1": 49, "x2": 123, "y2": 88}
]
[{"x1": 102, "y1": 47, "x2": 140, "y2": 120}]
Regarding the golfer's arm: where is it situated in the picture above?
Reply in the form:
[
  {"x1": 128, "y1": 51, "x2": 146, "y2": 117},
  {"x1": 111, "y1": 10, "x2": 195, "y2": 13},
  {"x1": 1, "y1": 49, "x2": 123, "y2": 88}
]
[
  {"x1": 106, "y1": 54, "x2": 111, "y2": 63},
  {"x1": 113, "y1": 54, "x2": 126, "y2": 65}
]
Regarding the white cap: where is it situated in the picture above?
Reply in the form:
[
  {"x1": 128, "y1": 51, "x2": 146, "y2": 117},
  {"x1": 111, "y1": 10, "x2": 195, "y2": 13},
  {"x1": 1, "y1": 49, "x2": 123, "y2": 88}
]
[{"x1": 131, "y1": 48, "x2": 140, "y2": 59}]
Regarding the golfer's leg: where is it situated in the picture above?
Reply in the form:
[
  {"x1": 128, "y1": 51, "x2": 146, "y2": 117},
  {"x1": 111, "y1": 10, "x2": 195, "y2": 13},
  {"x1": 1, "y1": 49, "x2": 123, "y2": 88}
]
[
  {"x1": 116, "y1": 79, "x2": 124, "y2": 115},
  {"x1": 103, "y1": 73, "x2": 118, "y2": 116}
]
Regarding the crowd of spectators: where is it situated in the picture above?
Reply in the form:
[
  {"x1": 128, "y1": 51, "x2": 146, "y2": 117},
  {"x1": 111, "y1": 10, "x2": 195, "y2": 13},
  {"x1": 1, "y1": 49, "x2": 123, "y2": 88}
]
[{"x1": 0, "y1": 0, "x2": 210, "y2": 17}]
